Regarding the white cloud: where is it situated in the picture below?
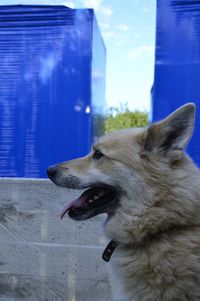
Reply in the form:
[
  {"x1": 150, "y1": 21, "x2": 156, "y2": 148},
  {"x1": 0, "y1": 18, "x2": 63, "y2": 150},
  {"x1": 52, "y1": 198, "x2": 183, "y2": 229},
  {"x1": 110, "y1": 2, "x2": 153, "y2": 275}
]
[
  {"x1": 115, "y1": 36, "x2": 129, "y2": 47},
  {"x1": 82, "y1": 0, "x2": 102, "y2": 9},
  {"x1": 132, "y1": 0, "x2": 154, "y2": 13},
  {"x1": 134, "y1": 33, "x2": 141, "y2": 39},
  {"x1": 132, "y1": 0, "x2": 140, "y2": 4},
  {"x1": 99, "y1": 22, "x2": 110, "y2": 30},
  {"x1": 100, "y1": 6, "x2": 113, "y2": 16},
  {"x1": 128, "y1": 45, "x2": 154, "y2": 59},
  {"x1": 142, "y1": 4, "x2": 153, "y2": 13},
  {"x1": 102, "y1": 30, "x2": 129, "y2": 47},
  {"x1": 116, "y1": 24, "x2": 129, "y2": 31},
  {"x1": 81, "y1": 0, "x2": 113, "y2": 16},
  {"x1": 102, "y1": 30, "x2": 117, "y2": 38},
  {"x1": 62, "y1": 1, "x2": 75, "y2": 8}
]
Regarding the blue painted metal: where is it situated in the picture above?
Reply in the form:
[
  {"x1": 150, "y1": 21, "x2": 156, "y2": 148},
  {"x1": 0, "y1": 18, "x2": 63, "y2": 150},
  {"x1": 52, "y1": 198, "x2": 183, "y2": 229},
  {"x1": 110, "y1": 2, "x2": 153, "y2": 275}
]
[
  {"x1": 153, "y1": 0, "x2": 200, "y2": 166},
  {"x1": 0, "y1": 5, "x2": 106, "y2": 178}
]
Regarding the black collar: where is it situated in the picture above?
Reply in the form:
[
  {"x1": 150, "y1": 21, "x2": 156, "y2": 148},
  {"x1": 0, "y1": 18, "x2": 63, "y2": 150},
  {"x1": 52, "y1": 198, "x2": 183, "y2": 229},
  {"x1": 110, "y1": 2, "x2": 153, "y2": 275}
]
[
  {"x1": 102, "y1": 240, "x2": 119, "y2": 262},
  {"x1": 102, "y1": 225, "x2": 200, "y2": 262}
]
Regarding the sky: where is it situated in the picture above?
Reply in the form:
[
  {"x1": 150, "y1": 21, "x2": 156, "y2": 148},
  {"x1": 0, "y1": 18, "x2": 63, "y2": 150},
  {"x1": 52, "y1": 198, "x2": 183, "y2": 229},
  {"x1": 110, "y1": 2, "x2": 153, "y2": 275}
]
[{"x1": 1, "y1": 0, "x2": 156, "y2": 111}]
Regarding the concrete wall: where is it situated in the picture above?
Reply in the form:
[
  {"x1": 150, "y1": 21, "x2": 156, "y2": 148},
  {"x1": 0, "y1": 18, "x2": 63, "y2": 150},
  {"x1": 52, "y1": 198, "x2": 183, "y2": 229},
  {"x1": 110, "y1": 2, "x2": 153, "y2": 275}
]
[{"x1": 0, "y1": 178, "x2": 112, "y2": 301}]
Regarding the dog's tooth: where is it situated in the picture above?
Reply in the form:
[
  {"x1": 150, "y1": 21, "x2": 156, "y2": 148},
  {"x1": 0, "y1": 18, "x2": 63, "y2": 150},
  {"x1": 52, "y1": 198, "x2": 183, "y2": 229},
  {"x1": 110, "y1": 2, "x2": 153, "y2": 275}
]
[
  {"x1": 94, "y1": 195, "x2": 99, "y2": 200},
  {"x1": 88, "y1": 199, "x2": 93, "y2": 203}
]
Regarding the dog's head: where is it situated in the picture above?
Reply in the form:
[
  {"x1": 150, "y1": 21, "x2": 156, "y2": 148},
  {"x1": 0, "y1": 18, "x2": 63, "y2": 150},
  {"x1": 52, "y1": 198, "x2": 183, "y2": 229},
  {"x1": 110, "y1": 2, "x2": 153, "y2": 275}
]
[{"x1": 48, "y1": 103, "x2": 196, "y2": 241}]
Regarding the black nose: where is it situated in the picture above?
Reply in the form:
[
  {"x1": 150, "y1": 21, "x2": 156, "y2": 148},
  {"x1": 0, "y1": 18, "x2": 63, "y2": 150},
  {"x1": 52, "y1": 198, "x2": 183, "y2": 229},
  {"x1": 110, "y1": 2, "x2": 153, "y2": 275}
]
[{"x1": 47, "y1": 165, "x2": 57, "y2": 178}]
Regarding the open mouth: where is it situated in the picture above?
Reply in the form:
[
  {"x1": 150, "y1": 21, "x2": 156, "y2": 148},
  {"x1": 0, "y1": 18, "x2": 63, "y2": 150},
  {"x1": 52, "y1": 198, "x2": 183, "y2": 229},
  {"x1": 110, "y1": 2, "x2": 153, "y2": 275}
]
[{"x1": 60, "y1": 186, "x2": 118, "y2": 221}]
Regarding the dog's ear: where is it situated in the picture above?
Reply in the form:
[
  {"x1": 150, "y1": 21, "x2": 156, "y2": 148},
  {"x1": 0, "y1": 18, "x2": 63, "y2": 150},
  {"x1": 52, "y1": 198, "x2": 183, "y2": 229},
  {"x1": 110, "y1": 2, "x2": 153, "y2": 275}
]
[{"x1": 144, "y1": 103, "x2": 195, "y2": 155}]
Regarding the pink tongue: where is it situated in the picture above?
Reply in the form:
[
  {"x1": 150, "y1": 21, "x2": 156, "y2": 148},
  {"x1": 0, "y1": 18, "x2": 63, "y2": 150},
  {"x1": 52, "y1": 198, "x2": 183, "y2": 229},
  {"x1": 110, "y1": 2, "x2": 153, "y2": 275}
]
[
  {"x1": 60, "y1": 195, "x2": 86, "y2": 219},
  {"x1": 60, "y1": 187, "x2": 98, "y2": 219}
]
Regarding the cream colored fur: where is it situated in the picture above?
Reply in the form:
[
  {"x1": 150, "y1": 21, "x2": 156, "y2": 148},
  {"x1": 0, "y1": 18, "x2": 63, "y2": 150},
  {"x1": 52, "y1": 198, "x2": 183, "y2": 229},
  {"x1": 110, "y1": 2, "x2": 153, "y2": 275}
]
[{"x1": 50, "y1": 103, "x2": 200, "y2": 301}]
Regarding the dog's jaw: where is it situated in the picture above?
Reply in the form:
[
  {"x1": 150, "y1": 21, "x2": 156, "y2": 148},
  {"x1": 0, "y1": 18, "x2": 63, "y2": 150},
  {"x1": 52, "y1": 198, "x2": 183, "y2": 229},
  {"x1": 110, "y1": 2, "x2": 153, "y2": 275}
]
[{"x1": 62, "y1": 185, "x2": 119, "y2": 221}]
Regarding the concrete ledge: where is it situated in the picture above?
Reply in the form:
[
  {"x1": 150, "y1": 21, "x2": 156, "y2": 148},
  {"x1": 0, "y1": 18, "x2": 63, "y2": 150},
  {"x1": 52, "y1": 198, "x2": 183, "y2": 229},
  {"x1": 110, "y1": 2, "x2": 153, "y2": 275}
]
[{"x1": 0, "y1": 178, "x2": 112, "y2": 301}]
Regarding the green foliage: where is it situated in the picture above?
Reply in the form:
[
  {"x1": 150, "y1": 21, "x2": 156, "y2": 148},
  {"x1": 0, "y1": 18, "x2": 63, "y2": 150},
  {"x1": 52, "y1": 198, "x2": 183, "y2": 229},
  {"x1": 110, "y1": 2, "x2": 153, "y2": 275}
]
[{"x1": 104, "y1": 105, "x2": 148, "y2": 133}]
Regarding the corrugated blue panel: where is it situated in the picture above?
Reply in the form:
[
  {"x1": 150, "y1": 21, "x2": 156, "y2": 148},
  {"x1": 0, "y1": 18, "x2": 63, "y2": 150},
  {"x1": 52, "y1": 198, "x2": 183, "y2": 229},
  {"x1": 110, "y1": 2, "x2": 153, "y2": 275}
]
[
  {"x1": 152, "y1": 0, "x2": 200, "y2": 166},
  {"x1": 0, "y1": 5, "x2": 105, "y2": 177},
  {"x1": 91, "y1": 14, "x2": 106, "y2": 139}
]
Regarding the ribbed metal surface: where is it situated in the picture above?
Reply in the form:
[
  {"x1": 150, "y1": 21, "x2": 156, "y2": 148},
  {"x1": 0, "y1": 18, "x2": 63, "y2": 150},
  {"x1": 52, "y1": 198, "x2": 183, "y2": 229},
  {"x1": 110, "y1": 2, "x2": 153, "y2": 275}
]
[
  {"x1": 152, "y1": 0, "x2": 200, "y2": 166},
  {"x1": 0, "y1": 5, "x2": 76, "y2": 27},
  {"x1": 0, "y1": 5, "x2": 106, "y2": 177}
]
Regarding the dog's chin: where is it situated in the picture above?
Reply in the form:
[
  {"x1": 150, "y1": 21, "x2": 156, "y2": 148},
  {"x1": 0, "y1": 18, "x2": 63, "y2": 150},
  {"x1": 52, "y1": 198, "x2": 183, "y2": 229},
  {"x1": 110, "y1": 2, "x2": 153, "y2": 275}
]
[{"x1": 60, "y1": 185, "x2": 119, "y2": 221}]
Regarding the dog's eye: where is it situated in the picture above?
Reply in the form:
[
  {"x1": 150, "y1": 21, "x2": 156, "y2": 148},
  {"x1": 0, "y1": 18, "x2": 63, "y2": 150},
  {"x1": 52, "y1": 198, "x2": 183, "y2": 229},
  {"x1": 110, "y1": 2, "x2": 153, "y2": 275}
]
[{"x1": 93, "y1": 149, "x2": 104, "y2": 160}]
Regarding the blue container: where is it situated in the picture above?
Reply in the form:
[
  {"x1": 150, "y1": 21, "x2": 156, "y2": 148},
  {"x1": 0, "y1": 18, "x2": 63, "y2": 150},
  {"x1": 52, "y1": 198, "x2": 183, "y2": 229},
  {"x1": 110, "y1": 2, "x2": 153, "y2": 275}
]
[
  {"x1": 152, "y1": 0, "x2": 200, "y2": 166},
  {"x1": 0, "y1": 5, "x2": 106, "y2": 178}
]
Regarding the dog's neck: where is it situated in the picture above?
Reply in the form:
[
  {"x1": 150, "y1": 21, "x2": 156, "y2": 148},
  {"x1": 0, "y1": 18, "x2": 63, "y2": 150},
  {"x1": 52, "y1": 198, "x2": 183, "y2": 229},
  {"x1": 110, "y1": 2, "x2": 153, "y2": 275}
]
[{"x1": 102, "y1": 224, "x2": 200, "y2": 262}]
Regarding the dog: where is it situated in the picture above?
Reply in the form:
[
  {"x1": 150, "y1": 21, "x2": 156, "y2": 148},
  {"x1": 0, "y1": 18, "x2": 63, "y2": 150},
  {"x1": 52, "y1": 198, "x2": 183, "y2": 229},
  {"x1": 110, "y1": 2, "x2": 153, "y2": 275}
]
[{"x1": 47, "y1": 103, "x2": 200, "y2": 301}]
